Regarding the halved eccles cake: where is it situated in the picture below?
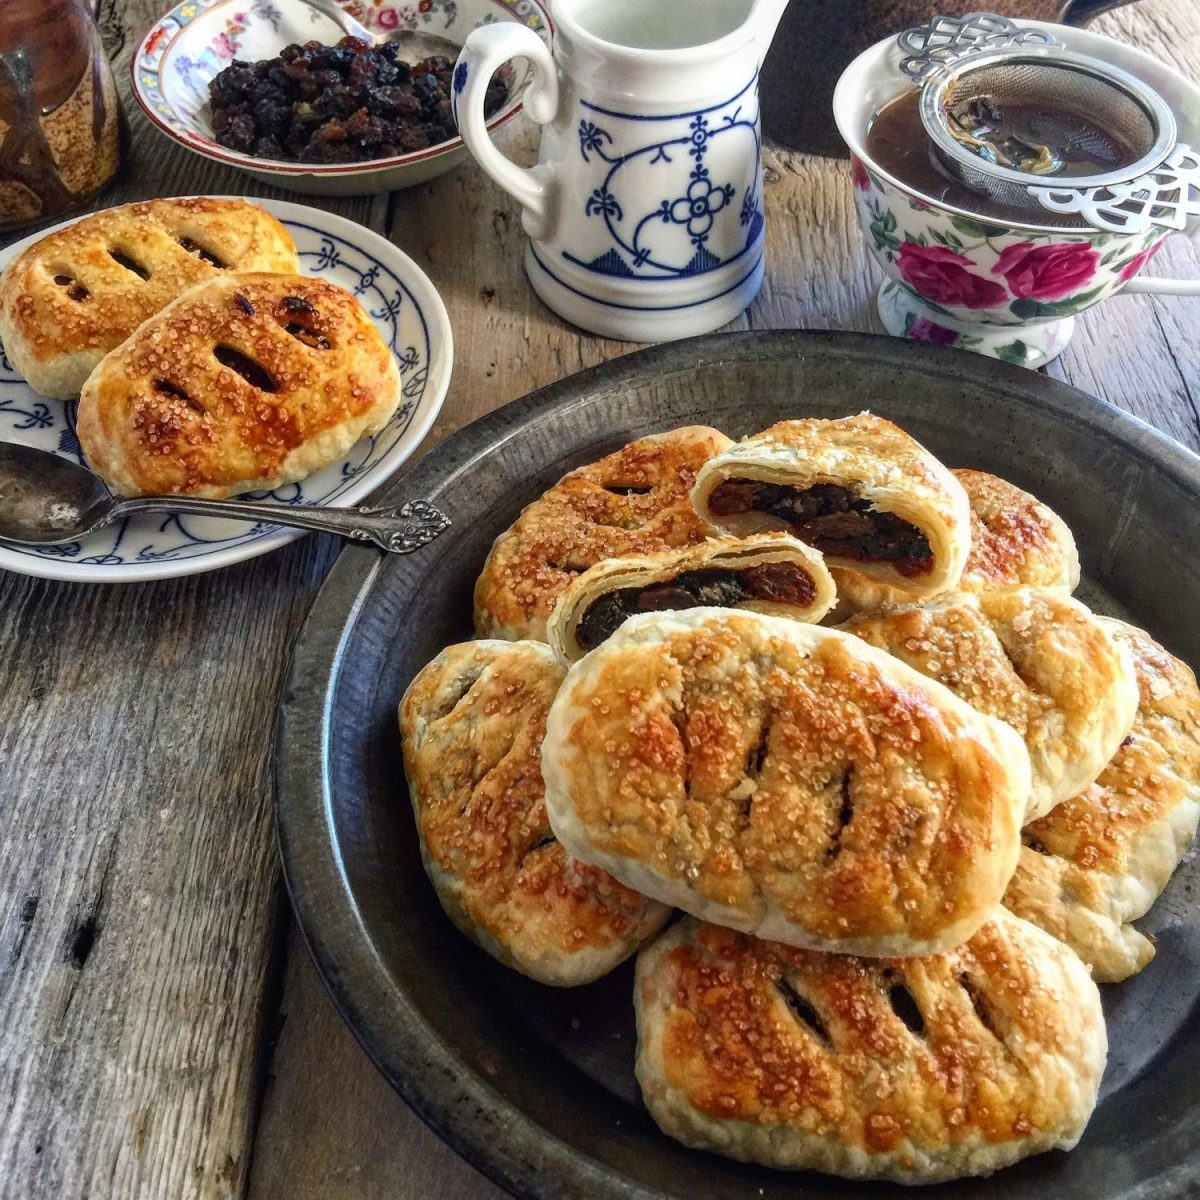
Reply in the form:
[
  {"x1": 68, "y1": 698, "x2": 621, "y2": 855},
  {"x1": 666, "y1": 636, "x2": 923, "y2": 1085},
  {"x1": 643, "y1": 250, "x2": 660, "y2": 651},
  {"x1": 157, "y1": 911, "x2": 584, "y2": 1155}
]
[
  {"x1": 634, "y1": 912, "x2": 1106, "y2": 1184},
  {"x1": 691, "y1": 413, "x2": 971, "y2": 599},
  {"x1": 830, "y1": 467, "x2": 1081, "y2": 620},
  {"x1": 474, "y1": 426, "x2": 733, "y2": 643},
  {"x1": 400, "y1": 639, "x2": 671, "y2": 987},
  {"x1": 541, "y1": 608, "x2": 1031, "y2": 958},
  {"x1": 1005, "y1": 619, "x2": 1200, "y2": 982},
  {"x1": 546, "y1": 533, "x2": 836, "y2": 662}
]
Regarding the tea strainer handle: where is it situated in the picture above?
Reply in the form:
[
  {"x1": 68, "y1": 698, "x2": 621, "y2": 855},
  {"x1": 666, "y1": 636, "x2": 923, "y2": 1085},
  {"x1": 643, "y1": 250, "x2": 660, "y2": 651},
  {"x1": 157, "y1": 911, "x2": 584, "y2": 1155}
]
[
  {"x1": 896, "y1": 11, "x2": 1060, "y2": 83},
  {"x1": 1032, "y1": 143, "x2": 1200, "y2": 236}
]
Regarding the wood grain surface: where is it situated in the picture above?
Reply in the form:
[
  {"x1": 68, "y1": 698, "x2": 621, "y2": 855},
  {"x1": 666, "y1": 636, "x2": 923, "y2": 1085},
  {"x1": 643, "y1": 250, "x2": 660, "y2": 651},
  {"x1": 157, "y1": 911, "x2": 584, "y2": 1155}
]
[{"x1": 0, "y1": 2, "x2": 1195, "y2": 1199}]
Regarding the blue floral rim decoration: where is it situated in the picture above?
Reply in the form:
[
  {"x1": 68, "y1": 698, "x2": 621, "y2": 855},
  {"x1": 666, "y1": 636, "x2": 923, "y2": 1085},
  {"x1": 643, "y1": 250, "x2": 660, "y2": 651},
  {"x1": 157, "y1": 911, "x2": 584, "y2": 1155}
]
[{"x1": 0, "y1": 217, "x2": 433, "y2": 569}]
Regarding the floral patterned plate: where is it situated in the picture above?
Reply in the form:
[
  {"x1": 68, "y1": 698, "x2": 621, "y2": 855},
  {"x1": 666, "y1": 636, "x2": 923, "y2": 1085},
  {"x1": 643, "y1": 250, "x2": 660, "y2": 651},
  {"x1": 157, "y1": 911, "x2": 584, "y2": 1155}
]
[
  {"x1": 0, "y1": 198, "x2": 452, "y2": 583},
  {"x1": 132, "y1": 0, "x2": 550, "y2": 196}
]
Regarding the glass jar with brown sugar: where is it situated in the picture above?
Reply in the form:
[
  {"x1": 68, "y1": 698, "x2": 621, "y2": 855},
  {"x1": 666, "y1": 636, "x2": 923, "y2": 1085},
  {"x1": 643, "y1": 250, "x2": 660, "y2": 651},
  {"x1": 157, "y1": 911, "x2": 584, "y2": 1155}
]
[{"x1": 0, "y1": 0, "x2": 123, "y2": 232}]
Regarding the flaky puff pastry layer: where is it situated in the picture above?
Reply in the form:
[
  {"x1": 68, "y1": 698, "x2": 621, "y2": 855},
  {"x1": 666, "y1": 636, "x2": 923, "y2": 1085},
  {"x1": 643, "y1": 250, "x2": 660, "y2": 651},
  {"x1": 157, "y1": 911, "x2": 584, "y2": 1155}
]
[
  {"x1": 77, "y1": 272, "x2": 400, "y2": 498},
  {"x1": 0, "y1": 198, "x2": 298, "y2": 398},
  {"x1": 841, "y1": 589, "x2": 1137, "y2": 823},
  {"x1": 474, "y1": 426, "x2": 732, "y2": 643},
  {"x1": 634, "y1": 913, "x2": 1106, "y2": 1183},
  {"x1": 831, "y1": 468, "x2": 1081, "y2": 620},
  {"x1": 400, "y1": 640, "x2": 671, "y2": 987},
  {"x1": 1005, "y1": 619, "x2": 1200, "y2": 981},
  {"x1": 545, "y1": 533, "x2": 836, "y2": 663},
  {"x1": 691, "y1": 413, "x2": 971, "y2": 597},
  {"x1": 542, "y1": 608, "x2": 1030, "y2": 957}
]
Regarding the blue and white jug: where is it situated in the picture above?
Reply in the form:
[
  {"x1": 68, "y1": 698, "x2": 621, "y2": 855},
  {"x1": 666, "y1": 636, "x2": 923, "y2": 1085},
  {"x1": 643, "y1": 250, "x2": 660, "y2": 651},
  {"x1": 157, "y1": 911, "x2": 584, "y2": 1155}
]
[{"x1": 453, "y1": 0, "x2": 791, "y2": 341}]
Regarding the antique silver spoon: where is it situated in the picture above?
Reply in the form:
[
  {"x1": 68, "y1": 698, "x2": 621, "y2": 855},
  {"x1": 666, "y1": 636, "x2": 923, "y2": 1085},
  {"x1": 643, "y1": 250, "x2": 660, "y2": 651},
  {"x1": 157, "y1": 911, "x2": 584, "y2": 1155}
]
[
  {"x1": 297, "y1": 0, "x2": 462, "y2": 59},
  {"x1": 0, "y1": 442, "x2": 449, "y2": 554}
]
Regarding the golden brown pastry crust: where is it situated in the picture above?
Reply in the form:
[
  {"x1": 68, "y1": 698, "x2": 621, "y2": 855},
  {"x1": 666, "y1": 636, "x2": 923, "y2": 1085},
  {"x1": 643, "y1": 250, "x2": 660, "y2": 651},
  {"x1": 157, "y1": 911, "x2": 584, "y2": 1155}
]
[
  {"x1": 545, "y1": 533, "x2": 837, "y2": 662},
  {"x1": 77, "y1": 272, "x2": 400, "y2": 498},
  {"x1": 399, "y1": 639, "x2": 670, "y2": 986},
  {"x1": 542, "y1": 608, "x2": 1030, "y2": 957},
  {"x1": 831, "y1": 469, "x2": 1080, "y2": 619},
  {"x1": 691, "y1": 414, "x2": 971, "y2": 597},
  {"x1": 1005, "y1": 619, "x2": 1200, "y2": 981},
  {"x1": 840, "y1": 589, "x2": 1138, "y2": 823},
  {"x1": 474, "y1": 426, "x2": 732, "y2": 642},
  {"x1": 635, "y1": 913, "x2": 1106, "y2": 1183},
  {"x1": 0, "y1": 197, "x2": 298, "y2": 398}
]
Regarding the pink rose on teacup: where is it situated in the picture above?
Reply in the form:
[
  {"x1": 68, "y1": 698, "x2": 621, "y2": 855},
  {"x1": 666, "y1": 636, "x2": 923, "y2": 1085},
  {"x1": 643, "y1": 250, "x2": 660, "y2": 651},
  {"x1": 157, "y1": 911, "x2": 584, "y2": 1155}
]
[
  {"x1": 376, "y1": 7, "x2": 400, "y2": 30},
  {"x1": 898, "y1": 242, "x2": 1008, "y2": 310},
  {"x1": 909, "y1": 317, "x2": 960, "y2": 346},
  {"x1": 993, "y1": 241, "x2": 1099, "y2": 301},
  {"x1": 1118, "y1": 239, "x2": 1165, "y2": 283},
  {"x1": 851, "y1": 156, "x2": 871, "y2": 192}
]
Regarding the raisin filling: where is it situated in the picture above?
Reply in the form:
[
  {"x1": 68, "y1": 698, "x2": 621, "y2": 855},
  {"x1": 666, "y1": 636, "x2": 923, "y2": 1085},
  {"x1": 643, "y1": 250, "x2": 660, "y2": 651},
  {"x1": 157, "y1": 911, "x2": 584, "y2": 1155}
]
[
  {"x1": 575, "y1": 563, "x2": 816, "y2": 652},
  {"x1": 707, "y1": 480, "x2": 933, "y2": 576}
]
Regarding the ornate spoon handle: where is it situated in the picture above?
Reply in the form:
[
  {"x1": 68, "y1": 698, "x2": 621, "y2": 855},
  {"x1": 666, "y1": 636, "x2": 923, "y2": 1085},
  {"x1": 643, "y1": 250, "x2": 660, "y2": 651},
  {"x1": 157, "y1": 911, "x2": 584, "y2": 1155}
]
[{"x1": 115, "y1": 496, "x2": 451, "y2": 554}]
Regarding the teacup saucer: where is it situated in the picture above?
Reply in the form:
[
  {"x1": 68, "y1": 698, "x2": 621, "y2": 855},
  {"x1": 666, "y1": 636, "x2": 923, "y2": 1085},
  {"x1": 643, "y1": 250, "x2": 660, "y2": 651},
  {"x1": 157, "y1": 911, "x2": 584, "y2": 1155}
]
[{"x1": 877, "y1": 280, "x2": 1076, "y2": 369}]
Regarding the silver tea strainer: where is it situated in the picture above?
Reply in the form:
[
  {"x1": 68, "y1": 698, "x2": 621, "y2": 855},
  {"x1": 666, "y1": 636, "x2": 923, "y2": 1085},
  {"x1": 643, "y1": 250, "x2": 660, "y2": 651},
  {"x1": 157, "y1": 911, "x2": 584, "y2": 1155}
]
[{"x1": 896, "y1": 12, "x2": 1200, "y2": 233}]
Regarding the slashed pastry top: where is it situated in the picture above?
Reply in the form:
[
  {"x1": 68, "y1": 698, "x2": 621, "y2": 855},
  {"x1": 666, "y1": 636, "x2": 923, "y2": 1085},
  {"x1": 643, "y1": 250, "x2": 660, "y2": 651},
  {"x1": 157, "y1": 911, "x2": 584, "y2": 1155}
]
[
  {"x1": 634, "y1": 912, "x2": 1106, "y2": 1184},
  {"x1": 831, "y1": 468, "x2": 1081, "y2": 619},
  {"x1": 841, "y1": 588, "x2": 1138, "y2": 823},
  {"x1": 541, "y1": 608, "x2": 1030, "y2": 957},
  {"x1": 399, "y1": 639, "x2": 671, "y2": 986},
  {"x1": 76, "y1": 272, "x2": 401, "y2": 498},
  {"x1": 0, "y1": 197, "x2": 299, "y2": 398},
  {"x1": 1005, "y1": 619, "x2": 1200, "y2": 981},
  {"x1": 690, "y1": 413, "x2": 971, "y2": 597},
  {"x1": 545, "y1": 533, "x2": 837, "y2": 663},
  {"x1": 474, "y1": 426, "x2": 733, "y2": 643}
]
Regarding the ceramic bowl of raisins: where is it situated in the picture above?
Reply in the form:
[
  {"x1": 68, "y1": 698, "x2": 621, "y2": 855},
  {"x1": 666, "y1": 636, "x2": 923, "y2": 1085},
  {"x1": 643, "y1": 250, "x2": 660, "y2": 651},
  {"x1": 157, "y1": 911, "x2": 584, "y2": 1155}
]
[{"x1": 133, "y1": 0, "x2": 550, "y2": 196}]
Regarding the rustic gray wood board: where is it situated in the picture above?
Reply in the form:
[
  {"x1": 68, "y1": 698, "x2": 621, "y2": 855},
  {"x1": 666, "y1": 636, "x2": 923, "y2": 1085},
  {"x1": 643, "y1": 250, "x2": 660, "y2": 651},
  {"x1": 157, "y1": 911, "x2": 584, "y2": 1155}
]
[
  {"x1": 0, "y1": 2, "x2": 380, "y2": 1195},
  {"x1": 1, "y1": 2, "x2": 1195, "y2": 1197},
  {"x1": 275, "y1": 330, "x2": 1200, "y2": 1200}
]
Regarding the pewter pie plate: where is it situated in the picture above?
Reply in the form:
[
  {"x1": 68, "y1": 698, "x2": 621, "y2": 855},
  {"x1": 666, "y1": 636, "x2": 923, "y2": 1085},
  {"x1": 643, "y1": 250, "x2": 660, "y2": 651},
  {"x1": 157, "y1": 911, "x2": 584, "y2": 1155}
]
[{"x1": 275, "y1": 331, "x2": 1200, "y2": 1200}]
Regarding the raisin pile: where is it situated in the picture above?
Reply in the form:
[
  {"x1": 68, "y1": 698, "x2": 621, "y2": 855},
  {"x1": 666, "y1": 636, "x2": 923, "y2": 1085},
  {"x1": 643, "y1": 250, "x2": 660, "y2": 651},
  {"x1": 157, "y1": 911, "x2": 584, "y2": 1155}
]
[{"x1": 208, "y1": 36, "x2": 508, "y2": 164}]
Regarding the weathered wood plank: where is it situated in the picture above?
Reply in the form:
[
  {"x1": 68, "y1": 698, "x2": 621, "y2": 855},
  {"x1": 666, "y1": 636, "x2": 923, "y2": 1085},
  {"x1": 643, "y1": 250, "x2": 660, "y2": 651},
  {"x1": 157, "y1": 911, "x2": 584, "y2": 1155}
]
[
  {"x1": 247, "y1": 925, "x2": 507, "y2": 1200},
  {"x1": 0, "y1": 2, "x2": 383, "y2": 1198},
  {"x1": 1044, "y1": 0, "x2": 1200, "y2": 451},
  {"x1": 247, "y1": 3, "x2": 1200, "y2": 1198},
  {"x1": 1, "y1": 1, "x2": 1196, "y2": 1198}
]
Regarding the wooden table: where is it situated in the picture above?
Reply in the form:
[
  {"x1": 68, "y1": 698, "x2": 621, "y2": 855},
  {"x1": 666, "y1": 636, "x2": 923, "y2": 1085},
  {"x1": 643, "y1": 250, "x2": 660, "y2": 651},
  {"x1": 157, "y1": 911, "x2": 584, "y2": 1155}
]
[{"x1": 1, "y1": 2, "x2": 1196, "y2": 1197}]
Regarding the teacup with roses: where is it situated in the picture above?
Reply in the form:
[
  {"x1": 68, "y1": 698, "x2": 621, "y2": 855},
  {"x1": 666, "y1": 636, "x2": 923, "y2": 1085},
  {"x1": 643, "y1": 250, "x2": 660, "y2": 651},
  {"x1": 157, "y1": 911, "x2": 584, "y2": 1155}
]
[
  {"x1": 847, "y1": 153, "x2": 1172, "y2": 369},
  {"x1": 834, "y1": 26, "x2": 1200, "y2": 369}
]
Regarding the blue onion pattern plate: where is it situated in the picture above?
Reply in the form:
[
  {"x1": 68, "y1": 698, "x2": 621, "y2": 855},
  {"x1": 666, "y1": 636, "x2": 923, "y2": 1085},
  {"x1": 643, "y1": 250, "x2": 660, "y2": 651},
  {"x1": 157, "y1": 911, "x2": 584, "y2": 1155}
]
[{"x1": 0, "y1": 198, "x2": 452, "y2": 583}]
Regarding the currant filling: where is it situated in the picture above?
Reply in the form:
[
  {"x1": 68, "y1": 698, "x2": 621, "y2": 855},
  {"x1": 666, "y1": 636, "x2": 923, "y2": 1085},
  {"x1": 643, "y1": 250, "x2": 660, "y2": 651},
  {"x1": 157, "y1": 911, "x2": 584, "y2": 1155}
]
[
  {"x1": 575, "y1": 563, "x2": 816, "y2": 652},
  {"x1": 707, "y1": 481, "x2": 934, "y2": 576}
]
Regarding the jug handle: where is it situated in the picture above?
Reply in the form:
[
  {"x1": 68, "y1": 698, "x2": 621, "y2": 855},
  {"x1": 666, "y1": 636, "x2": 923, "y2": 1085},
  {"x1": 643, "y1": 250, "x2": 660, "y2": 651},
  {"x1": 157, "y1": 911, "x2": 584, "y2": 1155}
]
[
  {"x1": 453, "y1": 24, "x2": 560, "y2": 242},
  {"x1": 1120, "y1": 230, "x2": 1200, "y2": 297}
]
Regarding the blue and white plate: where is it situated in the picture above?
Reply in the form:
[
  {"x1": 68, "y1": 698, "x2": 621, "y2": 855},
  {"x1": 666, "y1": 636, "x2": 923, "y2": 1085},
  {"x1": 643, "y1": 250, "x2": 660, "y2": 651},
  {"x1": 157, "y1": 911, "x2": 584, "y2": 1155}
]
[{"x1": 0, "y1": 198, "x2": 452, "y2": 583}]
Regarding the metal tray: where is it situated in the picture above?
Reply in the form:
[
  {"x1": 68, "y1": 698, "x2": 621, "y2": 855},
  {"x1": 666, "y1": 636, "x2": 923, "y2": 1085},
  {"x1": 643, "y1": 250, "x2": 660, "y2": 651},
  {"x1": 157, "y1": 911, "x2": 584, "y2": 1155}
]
[{"x1": 274, "y1": 331, "x2": 1200, "y2": 1200}]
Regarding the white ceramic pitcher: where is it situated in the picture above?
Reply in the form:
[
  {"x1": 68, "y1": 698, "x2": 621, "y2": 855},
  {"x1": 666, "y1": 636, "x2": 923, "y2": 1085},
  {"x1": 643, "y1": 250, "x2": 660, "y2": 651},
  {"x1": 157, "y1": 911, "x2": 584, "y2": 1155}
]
[{"x1": 452, "y1": 0, "x2": 790, "y2": 341}]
